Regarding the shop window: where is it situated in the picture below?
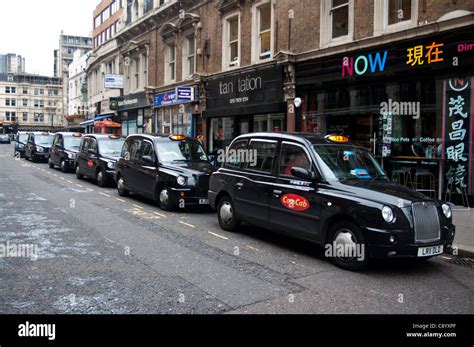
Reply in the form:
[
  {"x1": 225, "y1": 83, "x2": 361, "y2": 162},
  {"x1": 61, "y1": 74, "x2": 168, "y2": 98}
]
[
  {"x1": 223, "y1": 14, "x2": 240, "y2": 69},
  {"x1": 245, "y1": 140, "x2": 277, "y2": 174},
  {"x1": 279, "y1": 144, "x2": 312, "y2": 178},
  {"x1": 252, "y1": 1, "x2": 273, "y2": 63},
  {"x1": 254, "y1": 114, "x2": 286, "y2": 132}
]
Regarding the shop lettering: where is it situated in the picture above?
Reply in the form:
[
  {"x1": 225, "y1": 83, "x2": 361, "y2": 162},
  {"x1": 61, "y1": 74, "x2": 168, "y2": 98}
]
[
  {"x1": 219, "y1": 75, "x2": 263, "y2": 95},
  {"x1": 380, "y1": 99, "x2": 420, "y2": 119},
  {"x1": 342, "y1": 51, "x2": 388, "y2": 78},
  {"x1": 457, "y1": 43, "x2": 474, "y2": 53},
  {"x1": 280, "y1": 194, "x2": 310, "y2": 212},
  {"x1": 407, "y1": 42, "x2": 444, "y2": 66}
]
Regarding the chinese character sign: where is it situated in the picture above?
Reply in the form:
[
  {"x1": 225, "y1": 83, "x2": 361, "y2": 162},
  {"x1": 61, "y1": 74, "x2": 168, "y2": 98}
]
[
  {"x1": 407, "y1": 42, "x2": 444, "y2": 66},
  {"x1": 443, "y1": 77, "x2": 472, "y2": 195}
]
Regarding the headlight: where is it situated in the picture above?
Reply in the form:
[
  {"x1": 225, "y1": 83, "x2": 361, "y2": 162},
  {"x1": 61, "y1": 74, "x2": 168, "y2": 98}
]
[
  {"x1": 442, "y1": 203, "x2": 452, "y2": 219},
  {"x1": 67, "y1": 152, "x2": 76, "y2": 159},
  {"x1": 177, "y1": 176, "x2": 186, "y2": 186},
  {"x1": 107, "y1": 161, "x2": 115, "y2": 169},
  {"x1": 36, "y1": 146, "x2": 44, "y2": 152},
  {"x1": 19, "y1": 144, "x2": 24, "y2": 149},
  {"x1": 382, "y1": 206, "x2": 396, "y2": 223}
]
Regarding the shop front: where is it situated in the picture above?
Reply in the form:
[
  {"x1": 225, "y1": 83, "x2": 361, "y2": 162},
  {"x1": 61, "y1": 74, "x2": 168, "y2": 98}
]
[
  {"x1": 205, "y1": 64, "x2": 284, "y2": 154},
  {"x1": 295, "y1": 26, "x2": 474, "y2": 204},
  {"x1": 153, "y1": 86, "x2": 198, "y2": 137},
  {"x1": 111, "y1": 92, "x2": 152, "y2": 137}
]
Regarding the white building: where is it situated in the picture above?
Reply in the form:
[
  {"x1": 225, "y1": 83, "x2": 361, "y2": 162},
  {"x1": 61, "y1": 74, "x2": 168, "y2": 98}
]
[
  {"x1": 0, "y1": 73, "x2": 63, "y2": 131},
  {"x1": 68, "y1": 50, "x2": 91, "y2": 117}
]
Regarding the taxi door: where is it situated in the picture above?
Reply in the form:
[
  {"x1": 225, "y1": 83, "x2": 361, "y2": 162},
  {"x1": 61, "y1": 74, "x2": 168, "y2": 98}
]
[
  {"x1": 84, "y1": 138, "x2": 99, "y2": 177},
  {"x1": 136, "y1": 139, "x2": 157, "y2": 198},
  {"x1": 269, "y1": 142, "x2": 322, "y2": 241}
]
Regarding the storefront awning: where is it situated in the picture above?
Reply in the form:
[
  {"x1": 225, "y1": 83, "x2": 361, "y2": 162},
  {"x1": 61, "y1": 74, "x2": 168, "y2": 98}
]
[{"x1": 79, "y1": 113, "x2": 116, "y2": 126}]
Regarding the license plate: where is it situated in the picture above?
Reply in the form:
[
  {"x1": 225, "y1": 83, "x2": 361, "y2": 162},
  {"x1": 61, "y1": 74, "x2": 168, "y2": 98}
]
[
  {"x1": 417, "y1": 245, "x2": 443, "y2": 257},
  {"x1": 199, "y1": 199, "x2": 209, "y2": 205}
]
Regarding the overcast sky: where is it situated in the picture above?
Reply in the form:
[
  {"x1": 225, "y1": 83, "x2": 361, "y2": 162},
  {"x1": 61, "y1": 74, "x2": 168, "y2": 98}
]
[{"x1": 0, "y1": 0, "x2": 98, "y2": 76}]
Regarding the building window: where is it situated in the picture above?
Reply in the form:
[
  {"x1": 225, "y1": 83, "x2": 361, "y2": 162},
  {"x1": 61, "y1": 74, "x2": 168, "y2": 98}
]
[
  {"x1": 183, "y1": 35, "x2": 196, "y2": 78},
  {"x1": 23, "y1": 99, "x2": 28, "y2": 106},
  {"x1": 320, "y1": 0, "x2": 354, "y2": 47},
  {"x1": 165, "y1": 43, "x2": 176, "y2": 83},
  {"x1": 5, "y1": 86, "x2": 16, "y2": 94},
  {"x1": 142, "y1": 54, "x2": 148, "y2": 86},
  {"x1": 134, "y1": 57, "x2": 140, "y2": 89},
  {"x1": 374, "y1": 0, "x2": 417, "y2": 35},
  {"x1": 256, "y1": 2, "x2": 272, "y2": 60},
  {"x1": 95, "y1": 15, "x2": 101, "y2": 28},
  {"x1": 223, "y1": 14, "x2": 240, "y2": 69},
  {"x1": 22, "y1": 112, "x2": 28, "y2": 121},
  {"x1": 6, "y1": 112, "x2": 16, "y2": 121},
  {"x1": 144, "y1": 0, "x2": 153, "y2": 14},
  {"x1": 22, "y1": 87, "x2": 28, "y2": 94},
  {"x1": 5, "y1": 99, "x2": 16, "y2": 107}
]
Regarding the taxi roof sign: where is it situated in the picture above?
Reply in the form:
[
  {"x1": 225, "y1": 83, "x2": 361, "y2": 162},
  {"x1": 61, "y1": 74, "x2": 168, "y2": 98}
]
[
  {"x1": 72, "y1": 133, "x2": 82, "y2": 137},
  {"x1": 109, "y1": 135, "x2": 121, "y2": 139},
  {"x1": 170, "y1": 135, "x2": 186, "y2": 141},
  {"x1": 326, "y1": 135, "x2": 349, "y2": 143}
]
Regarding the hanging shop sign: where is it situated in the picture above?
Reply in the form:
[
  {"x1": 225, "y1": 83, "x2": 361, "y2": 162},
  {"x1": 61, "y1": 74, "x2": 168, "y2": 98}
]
[
  {"x1": 104, "y1": 74, "x2": 124, "y2": 89},
  {"x1": 154, "y1": 87, "x2": 197, "y2": 108},
  {"x1": 443, "y1": 77, "x2": 473, "y2": 194}
]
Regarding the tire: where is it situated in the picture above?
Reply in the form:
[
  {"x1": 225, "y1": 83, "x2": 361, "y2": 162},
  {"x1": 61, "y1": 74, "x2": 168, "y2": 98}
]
[
  {"x1": 75, "y1": 165, "x2": 83, "y2": 180},
  {"x1": 217, "y1": 195, "x2": 241, "y2": 232},
  {"x1": 31, "y1": 155, "x2": 37, "y2": 163},
  {"x1": 97, "y1": 169, "x2": 107, "y2": 187},
  {"x1": 326, "y1": 220, "x2": 369, "y2": 271},
  {"x1": 158, "y1": 187, "x2": 174, "y2": 211},
  {"x1": 60, "y1": 160, "x2": 68, "y2": 173},
  {"x1": 48, "y1": 158, "x2": 55, "y2": 169},
  {"x1": 117, "y1": 175, "x2": 129, "y2": 197}
]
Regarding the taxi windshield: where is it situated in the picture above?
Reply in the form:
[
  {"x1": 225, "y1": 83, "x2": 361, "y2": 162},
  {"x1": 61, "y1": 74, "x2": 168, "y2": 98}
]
[
  {"x1": 156, "y1": 140, "x2": 208, "y2": 163},
  {"x1": 99, "y1": 138, "x2": 125, "y2": 156},
  {"x1": 36, "y1": 135, "x2": 54, "y2": 146},
  {"x1": 64, "y1": 136, "x2": 82, "y2": 150},
  {"x1": 18, "y1": 134, "x2": 29, "y2": 142},
  {"x1": 313, "y1": 145, "x2": 387, "y2": 181}
]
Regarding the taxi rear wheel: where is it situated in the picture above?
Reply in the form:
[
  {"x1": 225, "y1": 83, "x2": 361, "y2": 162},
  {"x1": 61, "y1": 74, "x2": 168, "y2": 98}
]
[
  {"x1": 117, "y1": 176, "x2": 129, "y2": 197},
  {"x1": 217, "y1": 196, "x2": 240, "y2": 232},
  {"x1": 60, "y1": 160, "x2": 68, "y2": 173},
  {"x1": 326, "y1": 221, "x2": 369, "y2": 271},
  {"x1": 76, "y1": 165, "x2": 83, "y2": 180},
  {"x1": 48, "y1": 158, "x2": 55, "y2": 169}
]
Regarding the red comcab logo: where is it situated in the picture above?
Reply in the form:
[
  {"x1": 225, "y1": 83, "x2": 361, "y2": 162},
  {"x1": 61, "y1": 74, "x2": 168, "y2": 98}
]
[{"x1": 280, "y1": 194, "x2": 310, "y2": 211}]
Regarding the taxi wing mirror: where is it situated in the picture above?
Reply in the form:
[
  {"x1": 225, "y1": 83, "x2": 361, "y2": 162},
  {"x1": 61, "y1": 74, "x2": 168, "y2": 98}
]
[
  {"x1": 291, "y1": 167, "x2": 316, "y2": 181},
  {"x1": 142, "y1": 155, "x2": 155, "y2": 164}
]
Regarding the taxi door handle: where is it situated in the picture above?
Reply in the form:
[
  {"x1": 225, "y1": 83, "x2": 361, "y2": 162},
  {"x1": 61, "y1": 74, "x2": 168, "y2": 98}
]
[
  {"x1": 235, "y1": 182, "x2": 244, "y2": 190},
  {"x1": 273, "y1": 190, "x2": 282, "y2": 197}
]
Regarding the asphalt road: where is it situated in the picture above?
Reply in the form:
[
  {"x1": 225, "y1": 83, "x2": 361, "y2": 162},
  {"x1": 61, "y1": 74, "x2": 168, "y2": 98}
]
[{"x1": 0, "y1": 144, "x2": 473, "y2": 314}]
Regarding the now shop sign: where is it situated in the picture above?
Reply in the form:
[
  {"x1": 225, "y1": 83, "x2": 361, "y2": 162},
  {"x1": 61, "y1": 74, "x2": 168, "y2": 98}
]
[{"x1": 342, "y1": 51, "x2": 389, "y2": 78}]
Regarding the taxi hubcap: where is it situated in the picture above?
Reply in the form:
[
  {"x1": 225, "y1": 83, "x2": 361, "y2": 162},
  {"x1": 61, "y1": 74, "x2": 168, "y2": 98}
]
[
  {"x1": 118, "y1": 178, "x2": 125, "y2": 190},
  {"x1": 160, "y1": 189, "x2": 169, "y2": 204},
  {"x1": 220, "y1": 201, "x2": 233, "y2": 225},
  {"x1": 333, "y1": 228, "x2": 358, "y2": 261},
  {"x1": 98, "y1": 172, "x2": 103, "y2": 182}
]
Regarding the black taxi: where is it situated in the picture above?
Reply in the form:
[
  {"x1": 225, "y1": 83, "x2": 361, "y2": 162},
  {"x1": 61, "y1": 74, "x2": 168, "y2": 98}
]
[
  {"x1": 24, "y1": 132, "x2": 55, "y2": 162},
  {"x1": 15, "y1": 131, "x2": 29, "y2": 157},
  {"x1": 115, "y1": 134, "x2": 214, "y2": 211},
  {"x1": 48, "y1": 132, "x2": 83, "y2": 172},
  {"x1": 75, "y1": 134, "x2": 125, "y2": 187},
  {"x1": 209, "y1": 133, "x2": 455, "y2": 271}
]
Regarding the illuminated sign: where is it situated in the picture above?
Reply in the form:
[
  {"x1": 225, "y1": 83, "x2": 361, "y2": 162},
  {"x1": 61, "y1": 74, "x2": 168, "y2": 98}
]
[
  {"x1": 406, "y1": 42, "x2": 444, "y2": 66},
  {"x1": 342, "y1": 51, "x2": 388, "y2": 78}
]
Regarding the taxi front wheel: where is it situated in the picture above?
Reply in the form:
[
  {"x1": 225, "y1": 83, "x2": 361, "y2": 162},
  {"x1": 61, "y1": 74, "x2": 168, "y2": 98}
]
[
  {"x1": 76, "y1": 166, "x2": 83, "y2": 180},
  {"x1": 218, "y1": 196, "x2": 241, "y2": 232},
  {"x1": 326, "y1": 221, "x2": 369, "y2": 271},
  {"x1": 48, "y1": 158, "x2": 54, "y2": 169},
  {"x1": 117, "y1": 176, "x2": 129, "y2": 197}
]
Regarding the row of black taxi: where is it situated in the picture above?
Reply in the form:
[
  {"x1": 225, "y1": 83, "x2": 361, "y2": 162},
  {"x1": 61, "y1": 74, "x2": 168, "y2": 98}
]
[{"x1": 13, "y1": 131, "x2": 456, "y2": 271}]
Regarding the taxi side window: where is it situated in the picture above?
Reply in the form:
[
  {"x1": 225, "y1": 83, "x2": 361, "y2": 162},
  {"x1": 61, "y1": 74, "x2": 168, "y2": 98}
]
[
  {"x1": 141, "y1": 141, "x2": 156, "y2": 163},
  {"x1": 81, "y1": 138, "x2": 89, "y2": 152},
  {"x1": 279, "y1": 143, "x2": 312, "y2": 178},
  {"x1": 122, "y1": 139, "x2": 131, "y2": 159},
  {"x1": 224, "y1": 140, "x2": 248, "y2": 170},
  {"x1": 245, "y1": 140, "x2": 277, "y2": 174},
  {"x1": 28, "y1": 134, "x2": 33, "y2": 143},
  {"x1": 89, "y1": 139, "x2": 97, "y2": 154},
  {"x1": 129, "y1": 139, "x2": 142, "y2": 161}
]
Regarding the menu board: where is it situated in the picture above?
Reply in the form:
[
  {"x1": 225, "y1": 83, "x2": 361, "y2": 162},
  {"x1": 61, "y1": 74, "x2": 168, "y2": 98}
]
[{"x1": 443, "y1": 77, "x2": 472, "y2": 194}]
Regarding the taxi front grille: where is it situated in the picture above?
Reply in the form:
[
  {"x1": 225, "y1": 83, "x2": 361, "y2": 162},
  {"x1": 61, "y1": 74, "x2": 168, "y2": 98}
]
[{"x1": 412, "y1": 201, "x2": 441, "y2": 243}]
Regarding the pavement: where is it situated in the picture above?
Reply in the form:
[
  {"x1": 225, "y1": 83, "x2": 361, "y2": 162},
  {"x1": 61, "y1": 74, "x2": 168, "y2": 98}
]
[
  {"x1": 0, "y1": 143, "x2": 473, "y2": 314},
  {"x1": 452, "y1": 209, "x2": 474, "y2": 258}
]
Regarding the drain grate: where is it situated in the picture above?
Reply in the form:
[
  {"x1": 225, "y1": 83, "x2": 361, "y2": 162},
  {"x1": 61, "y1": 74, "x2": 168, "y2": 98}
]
[{"x1": 447, "y1": 255, "x2": 473, "y2": 268}]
